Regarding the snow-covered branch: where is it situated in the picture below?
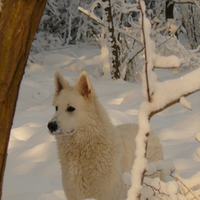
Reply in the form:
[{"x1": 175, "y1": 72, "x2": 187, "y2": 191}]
[
  {"x1": 113, "y1": 0, "x2": 139, "y2": 13},
  {"x1": 170, "y1": 0, "x2": 200, "y2": 7},
  {"x1": 127, "y1": 1, "x2": 154, "y2": 199},
  {"x1": 78, "y1": 6, "x2": 104, "y2": 26},
  {"x1": 115, "y1": 28, "x2": 142, "y2": 45},
  {"x1": 169, "y1": 0, "x2": 199, "y2": 4},
  {"x1": 150, "y1": 67, "x2": 200, "y2": 115},
  {"x1": 127, "y1": 0, "x2": 200, "y2": 199},
  {"x1": 154, "y1": 55, "x2": 181, "y2": 68}
]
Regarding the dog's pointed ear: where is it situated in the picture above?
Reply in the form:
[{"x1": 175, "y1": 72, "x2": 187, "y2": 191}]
[
  {"x1": 75, "y1": 71, "x2": 92, "y2": 98},
  {"x1": 54, "y1": 72, "x2": 69, "y2": 95}
]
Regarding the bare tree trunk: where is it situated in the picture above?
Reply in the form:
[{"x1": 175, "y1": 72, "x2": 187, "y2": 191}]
[
  {"x1": 102, "y1": 0, "x2": 121, "y2": 79},
  {"x1": 166, "y1": 1, "x2": 179, "y2": 37},
  {"x1": 166, "y1": 1, "x2": 174, "y2": 20},
  {"x1": 0, "y1": 0, "x2": 47, "y2": 198}
]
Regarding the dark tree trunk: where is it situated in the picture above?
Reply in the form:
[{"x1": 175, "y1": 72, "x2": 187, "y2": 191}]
[
  {"x1": 166, "y1": 1, "x2": 178, "y2": 37},
  {"x1": 0, "y1": 0, "x2": 47, "y2": 198},
  {"x1": 102, "y1": 0, "x2": 121, "y2": 79},
  {"x1": 166, "y1": 1, "x2": 174, "y2": 19}
]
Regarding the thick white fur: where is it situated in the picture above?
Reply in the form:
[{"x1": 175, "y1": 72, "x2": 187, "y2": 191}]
[{"x1": 49, "y1": 71, "x2": 163, "y2": 200}]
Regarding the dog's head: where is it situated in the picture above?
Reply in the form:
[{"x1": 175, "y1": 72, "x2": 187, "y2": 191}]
[{"x1": 47, "y1": 71, "x2": 96, "y2": 136}]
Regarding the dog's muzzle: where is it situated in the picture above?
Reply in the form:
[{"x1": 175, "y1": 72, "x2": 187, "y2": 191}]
[{"x1": 47, "y1": 121, "x2": 58, "y2": 133}]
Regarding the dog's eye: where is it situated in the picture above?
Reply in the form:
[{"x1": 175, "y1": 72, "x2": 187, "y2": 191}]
[
  {"x1": 66, "y1": 106, "x2": 75, "y2": 112},
  {"x1": 55, "y1": 106, "x2": 58, "y2": 111}
]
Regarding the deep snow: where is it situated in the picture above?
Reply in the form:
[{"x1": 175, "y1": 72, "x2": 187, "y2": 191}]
[{"x1": 2, "y1": 44, "x2": 200, "y2": 200}]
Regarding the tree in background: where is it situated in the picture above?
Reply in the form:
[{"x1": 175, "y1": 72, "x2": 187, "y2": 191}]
[
  {"x1": 102, "y1": 0, "x2": 121, "y2": 79},
  {"x1": 180, "y1": 3, "x2": 200, "y2": 49},
  {"x1": 32, "y1": 0, "x2": 200, "y2": 80},
  {"x1": 0, "y1": 0, "x2": 47, "y2": 198},
  {"x1": 146, "y1": 0, "x2": 200, "y2": 69},
  {"x1": 79, "y1": 0, "x2": 142, "y2": 80},
  {"x1": 31, "y1": 0, "x2": 99, "y2": 53}
]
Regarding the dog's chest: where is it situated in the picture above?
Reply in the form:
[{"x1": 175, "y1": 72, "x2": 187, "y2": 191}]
[
  {"x1": 57, "y1": 138, "x2": 119, "y2": 178},
  {"x1": 55, "y1": 134, "x2": 125, "y2": 200}
]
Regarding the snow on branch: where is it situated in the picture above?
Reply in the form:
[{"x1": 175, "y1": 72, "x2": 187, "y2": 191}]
[
  {"x1": 115, "y1": 28, "x2": 142, "y2": 45},
  {"x1": 169, "y1": 0, "x2": 200, "y2": 6},
  {"x1": 154, "y1": 55, "x2": 181, "y2": 68},
  {"x1": 179, "y1": 96, "x2": 192, "y2": 110},
  {"x1": 113, "y1": 0, "x2": 139, "y2": 14},
  {"x1": 127, "y1": 0, "x2": 200, "y2": 199},
  {"x1": 150, "y1": 67, "x2": 200, "y2": 114},
  {"x1": 78, "y1": 6, "x2": 104, "y2": 26},
  {"x1": 190, "y1": 45, "x2": 200, "y2": 54},
  {"x1": 127, "y1": 1, "x2": 154, "y2": 199}
]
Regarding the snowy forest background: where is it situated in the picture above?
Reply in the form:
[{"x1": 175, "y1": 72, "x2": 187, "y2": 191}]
[
  {"x1": 31, "y1": 0, "x2": 200, "y2": 81},
  {"x1": 3, "y1": 0, "x2": 200, "y2": 199}
]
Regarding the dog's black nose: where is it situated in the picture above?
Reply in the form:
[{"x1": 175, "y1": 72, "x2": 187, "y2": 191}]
[{"x1": 48, "y1": 121, "x2": 58, "y2": 132}]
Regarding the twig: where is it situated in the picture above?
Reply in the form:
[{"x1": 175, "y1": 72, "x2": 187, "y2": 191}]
[
  {"x1": 128, "y1": 47, "x2": 144, "y2": 64},
  {"x1": 155, "y1": 35, "x2": 173, "y2": 49},
  {"x1": 171, "y1": 174, "x2": 199, "y2": 199},
  {"x1": 143, "y1": 181, "x2": 169, "y2": 198}
]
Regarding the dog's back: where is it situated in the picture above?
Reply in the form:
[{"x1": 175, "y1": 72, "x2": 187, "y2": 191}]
[
  {"x1": 117, "y1": 123, "x2": 163, "y2": 174},
  {"x1": 109, "y1": 123, "x2": 163, "y2": 199}
]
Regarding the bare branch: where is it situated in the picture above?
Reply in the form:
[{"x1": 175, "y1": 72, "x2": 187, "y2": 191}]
[
  {"x1": 150, "y1": 67, "x2": 200, "y2": 116},
  {"x1": 138, "y1": 0, "x2": 151, "y2": 102}
]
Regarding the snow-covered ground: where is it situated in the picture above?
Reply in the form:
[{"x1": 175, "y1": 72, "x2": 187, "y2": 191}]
[{"x1": 2, "y1": 44, "x2": 200, "y2": 200}]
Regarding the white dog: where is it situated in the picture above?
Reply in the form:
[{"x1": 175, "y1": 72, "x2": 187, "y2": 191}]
[{"x1": 47, "y1": 71, "x2": 163, "y2": 200}]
